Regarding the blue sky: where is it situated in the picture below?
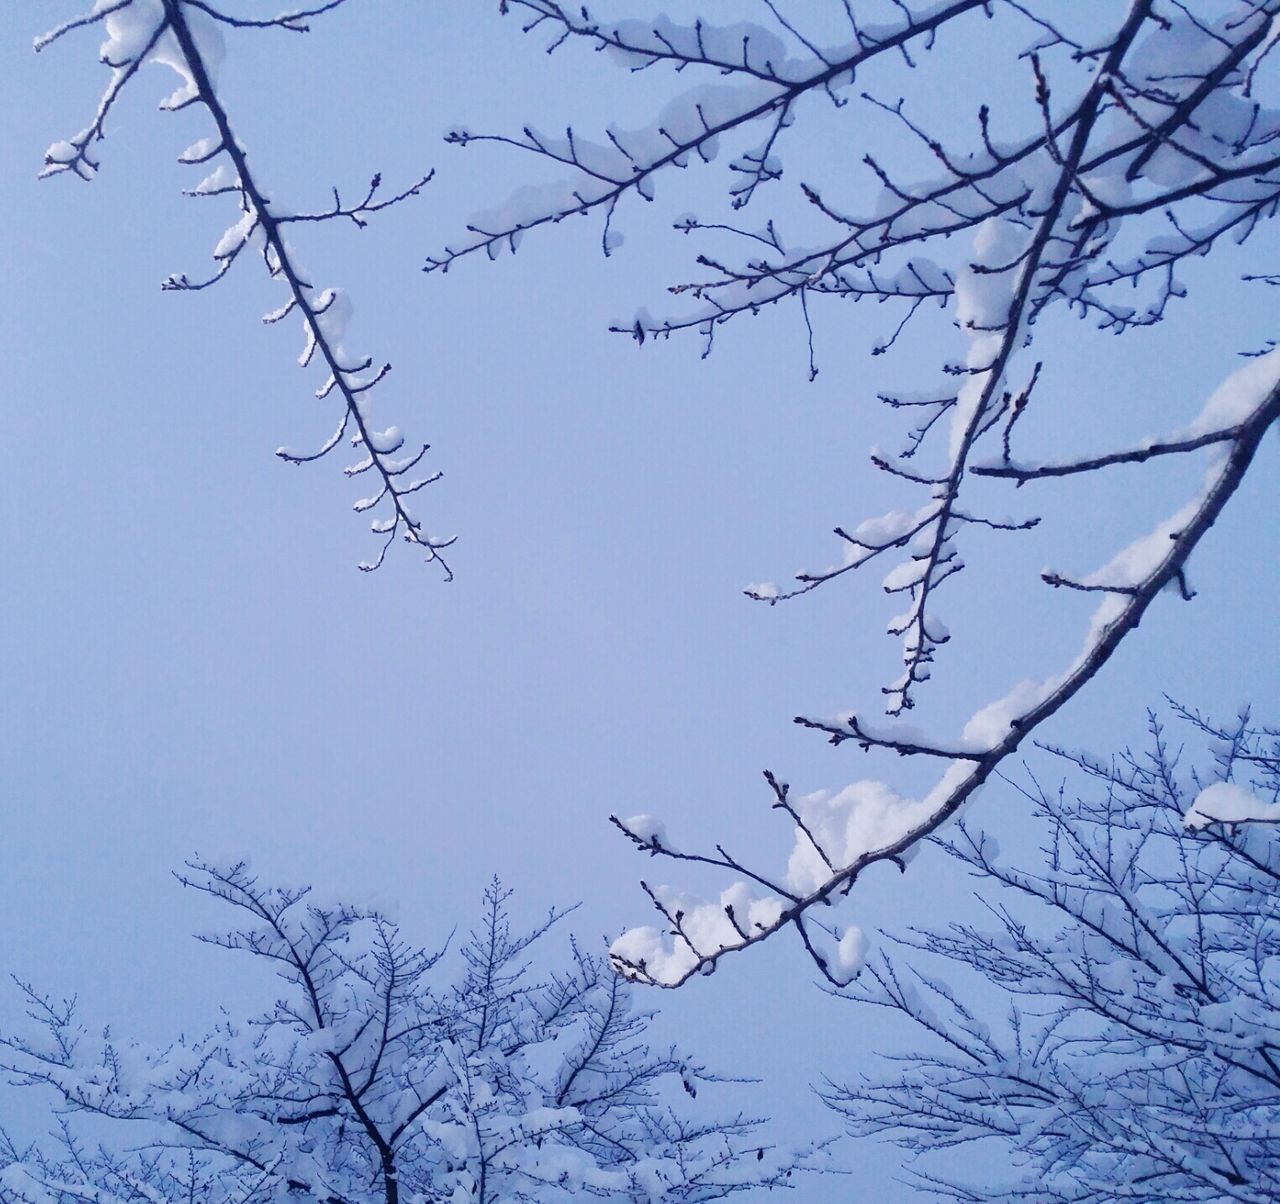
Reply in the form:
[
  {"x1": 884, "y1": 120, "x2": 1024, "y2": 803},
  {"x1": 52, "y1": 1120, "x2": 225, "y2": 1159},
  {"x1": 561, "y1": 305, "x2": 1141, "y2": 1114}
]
[{"x1": 2, "y1": 3, "x2": 1278, "y2": 1198}]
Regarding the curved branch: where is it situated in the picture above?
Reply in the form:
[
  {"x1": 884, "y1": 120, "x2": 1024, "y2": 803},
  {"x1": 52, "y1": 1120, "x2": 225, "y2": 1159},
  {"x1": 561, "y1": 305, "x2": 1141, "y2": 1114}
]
[
  {"x1": 612, "y1": 374, "x2": 1280, "y2": 987},
  {"x1": 159, "y1": 0, "x2": 450, "y2": 575}
]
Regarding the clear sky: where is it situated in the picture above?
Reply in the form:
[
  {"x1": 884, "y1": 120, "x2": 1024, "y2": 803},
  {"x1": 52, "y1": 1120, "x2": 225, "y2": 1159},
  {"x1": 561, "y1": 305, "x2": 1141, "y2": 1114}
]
[{"x1": 2, "y1": 3, "x2": 1277, "y2": 1198}]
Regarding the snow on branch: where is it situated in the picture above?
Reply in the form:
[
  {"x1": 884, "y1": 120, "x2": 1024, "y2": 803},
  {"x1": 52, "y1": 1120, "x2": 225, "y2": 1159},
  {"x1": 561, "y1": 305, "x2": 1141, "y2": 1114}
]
[
  {"x1": 610, "y1": 367, "x2": 1280, "y2": 988},
  {"x1": 428, "y1": 1, "x2": 988, "y2": 276},
  {"x1": 36, "y1": 0, "x2": 449, "y2": 573},
  {"x1": 1185, "y1": 781, "x2": 1280, "y2": 829}
]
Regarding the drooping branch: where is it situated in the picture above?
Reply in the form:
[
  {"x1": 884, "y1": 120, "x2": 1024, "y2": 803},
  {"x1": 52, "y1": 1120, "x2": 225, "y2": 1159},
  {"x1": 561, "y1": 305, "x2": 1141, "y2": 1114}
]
[{"x1": 37, "y1": 0, "x2": 449, "y2": 573}]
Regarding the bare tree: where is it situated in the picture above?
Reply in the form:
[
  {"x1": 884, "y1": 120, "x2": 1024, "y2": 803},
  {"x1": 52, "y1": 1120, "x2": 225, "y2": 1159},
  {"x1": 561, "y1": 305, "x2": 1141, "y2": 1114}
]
[
  {"x1": 0, "y1": 863, "x2": 821, "y2": 1204},
  {"x1": 35, "y1": 1, "x2": 451, "y2": 573},
  {"x1": 432, "y1": 2, "x2": 1280, "y2": 985},
  {"x1": 821, "y1": 704, "x2": 1280, "y2": 1201}
]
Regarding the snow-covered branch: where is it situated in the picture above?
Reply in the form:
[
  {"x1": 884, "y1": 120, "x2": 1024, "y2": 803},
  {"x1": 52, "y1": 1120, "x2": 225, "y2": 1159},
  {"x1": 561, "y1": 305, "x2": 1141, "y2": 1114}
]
[
  {"x1": 36, "y1": 0, "x2": 449, "y2": 572},
  {"x1": 610, "y1": 365, "x2": 1280, "y2": 987},
  {"x1": 443, "y1": 0, "x2": 1280, "y2": 705}
]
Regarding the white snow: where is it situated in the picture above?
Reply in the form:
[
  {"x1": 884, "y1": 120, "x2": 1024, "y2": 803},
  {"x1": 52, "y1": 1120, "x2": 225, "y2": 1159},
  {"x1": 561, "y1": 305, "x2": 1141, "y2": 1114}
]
[
  {"x1": 191, "y1": 163, "x2": 234, "y2": 194},
  {"x1": 961, "y1": 678, "x2": 1052, "y2": 750},
  {"x1": 609, "y1": 881, "x2": 785, "y2": 984},
  {"x1": 1185, "y1": 782, "x2": 1280, "y2": 830},
  {"x1": 618, "y1": 813, "x2": 672, "y2": 850},
  {"x1": 313, "y1": 288, "x2": 352, "y2": 344},
  {"x1": 834, "y1": 927, "x2": 869, "y2": 981},
  {"x1": 1183, "y1": 347, "x2": 1280, "y2": 438},
  {"x1": 179, "y1": 136, "x2": 219, "y2": 163},
  {"x1": 213, "y1": 210, "x2": 256, "y2": 259},
  {"x1": 786, "y1": 780, "x2": 934, "y2": 895},
  {"x1": 800, "y1": 923, "x2": 870, "y2": 987},
  {"x1": 949, "y1": 216, "x2": 1031, "y2": 463}
]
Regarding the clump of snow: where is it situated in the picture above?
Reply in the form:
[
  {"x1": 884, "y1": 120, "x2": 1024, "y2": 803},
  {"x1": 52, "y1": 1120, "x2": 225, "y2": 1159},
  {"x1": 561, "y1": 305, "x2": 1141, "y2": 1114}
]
[
  {"x1": 1183, "y1": 346, "x2": 1280, "y2": 437},
  {"x1": 611, "y1": 924, "x2": 699, "y2": 983},
  {"x1": 835, "y1": 927, "x2": 868, "y2": 979},
  {"x1": 855, "y1": 508, "x2": 926, "y2": 546},
  {"x1": 618, "y1": 814, "x2": 675, "y2": 852},
  {"x1": 609, "y1": 882, "x2": 784, "y2": 984},
  {"x1": 42, "y1": 140, "x2": 81, "y2": 172},
  {"x1": 793, "y1": 921, "x2": 875, "y2": 987},
  {"x1": 192, "y1": 163, "x2": 234, "y2": 194},
  {"x1": 152, "y1": 6, "x2": 226, "y2": 109},
  {"x1": 1079, "y1": 488, "x2": 1203, "y2": 592},
  {"x1": 804, "y1": 924, "x2": 869, "y2": 987},
  {"x1": 367, "y1": 426, "x2": 402, "y2": 455},
  {"x1": 721, "y1": 880, "x2": 785, "y2": 933},
  {"x1": 1185, "y1": 782, "x2": 1280, "y2": 830},
  {"x1": 961, "y1": 678, "x2": 1052, "y2": 750},
  {"x1": 881, "y1": 557, "x2": 926, "y2": 593},
  {"x1": 179, "y1": 136, "x2": 219, "y2": 163},
  {"x1": 949, "y1": 216, "x2": 1032, "y2": 461},
  {"x1": 101, "y1": 0, "x2": 165, "y2": 65},
  {"x1": 213, "y1": 210, "x2": 256, "y2": 259},
  {"x1": 786, "y1": 780, "x2": 934, "y2": 895}
]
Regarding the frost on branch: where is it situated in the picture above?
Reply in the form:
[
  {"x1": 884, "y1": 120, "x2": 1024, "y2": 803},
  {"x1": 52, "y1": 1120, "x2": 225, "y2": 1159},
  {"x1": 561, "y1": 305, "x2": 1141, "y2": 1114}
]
[
  {"x1": 0, "y1": 863, "x2": 828, "y2": 1203},
  {"x1": 36, "y1": 0, "x2": 447, "y2": 572},
  {"x1": 824, "y1": 705, "x2": 1280, "y2": 1202},
  {"x1": 444, "y1": 3, "x2": 1280, "y2": 986}
]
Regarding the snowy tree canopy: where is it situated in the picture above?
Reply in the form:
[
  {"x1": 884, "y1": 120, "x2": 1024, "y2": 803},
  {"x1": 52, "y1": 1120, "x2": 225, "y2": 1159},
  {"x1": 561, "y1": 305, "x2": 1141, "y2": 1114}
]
[
  {"x1": 0, "y1": 865, "x2": 823, "y2": 1204},
  {"x1": 824, "y1": 703, "x2": 1280, "y2": 1201}
]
